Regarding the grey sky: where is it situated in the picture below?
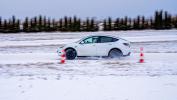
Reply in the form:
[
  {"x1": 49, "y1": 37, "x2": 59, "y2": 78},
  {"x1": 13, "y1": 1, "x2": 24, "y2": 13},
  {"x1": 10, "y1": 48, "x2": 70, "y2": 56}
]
[{"x1": 0, "y1": 0, "x2": 177, "y2": 19}]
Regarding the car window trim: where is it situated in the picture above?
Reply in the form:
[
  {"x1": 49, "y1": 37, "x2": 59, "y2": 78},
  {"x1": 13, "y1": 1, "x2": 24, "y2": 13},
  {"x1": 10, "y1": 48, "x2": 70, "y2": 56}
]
[
  {"x1": 99, "y1": 36, "x2": 115, "y2": 43},
  {"x1": 79, "y1": 36, "x2": 99, "y2": 44}
]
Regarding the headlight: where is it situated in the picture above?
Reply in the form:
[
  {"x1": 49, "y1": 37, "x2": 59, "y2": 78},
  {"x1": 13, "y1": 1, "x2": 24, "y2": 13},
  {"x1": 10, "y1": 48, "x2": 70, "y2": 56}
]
[
  {"x1": 60, "y1": 45, "x2": 65, "y2": 48},
  {"x1": 57, "y1": 49, "x2": 60, "y2": 53}
]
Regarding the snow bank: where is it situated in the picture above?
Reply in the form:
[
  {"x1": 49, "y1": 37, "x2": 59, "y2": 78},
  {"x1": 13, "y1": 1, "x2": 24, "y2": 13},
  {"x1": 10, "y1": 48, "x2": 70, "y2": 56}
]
[
  {"x1": 0, "y1": 35, "x2": 177, "y2": 47},
  {"x1": 0, "y1": 30, "x2": 177, "y2": 47},
  {"x1": 0, "y1": 39, "x2": 79, "y2": 47},
  {"x1": 123, "y1": 35, "x2": 177, "y2": 42}
]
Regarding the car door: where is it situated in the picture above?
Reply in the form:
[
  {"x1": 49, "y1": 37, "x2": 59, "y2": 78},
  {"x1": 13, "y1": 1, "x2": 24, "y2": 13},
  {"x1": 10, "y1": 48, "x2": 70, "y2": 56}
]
[
  {"x1": 95, "y1": 36, "x2": 119, "y2": 56},
  {"x1": 76, "y1": 36, "x2": 99, "y2": 56}
]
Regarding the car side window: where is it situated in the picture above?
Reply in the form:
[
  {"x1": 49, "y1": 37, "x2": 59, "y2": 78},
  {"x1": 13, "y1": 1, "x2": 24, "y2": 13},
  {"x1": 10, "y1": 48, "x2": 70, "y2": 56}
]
[
  {"x1": 100, "y1": 36, "x2": 118, "y2": 43},
  {"x1": 92, "y1": 37, "x2": 99, "y2": 43},
  {"x1": 81, "y1": 36, "x2": 99, "y2": 44}
]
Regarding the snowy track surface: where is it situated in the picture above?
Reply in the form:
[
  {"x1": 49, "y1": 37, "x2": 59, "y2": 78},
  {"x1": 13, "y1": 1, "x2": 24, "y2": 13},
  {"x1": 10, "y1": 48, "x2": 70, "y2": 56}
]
[
  {"x1": 0, "y1": 30, "x2": 177, "y2": 100},
  {"x1": 0, "y1": 53, "x2": 177, "y2": 77}
]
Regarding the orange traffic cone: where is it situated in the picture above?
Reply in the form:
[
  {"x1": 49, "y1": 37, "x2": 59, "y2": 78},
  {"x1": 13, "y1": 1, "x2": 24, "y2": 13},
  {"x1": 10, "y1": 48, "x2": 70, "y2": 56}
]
[
  {"x1": 60, "y1": 50, "x2": 66, "y2": 64},
  {"x1": 139, "y1": 47, "x2": 144, "y2": 63}
]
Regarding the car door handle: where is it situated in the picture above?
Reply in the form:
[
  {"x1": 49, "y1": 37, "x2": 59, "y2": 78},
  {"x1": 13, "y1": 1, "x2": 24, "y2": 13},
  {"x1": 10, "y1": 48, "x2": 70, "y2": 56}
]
[{"x1": 109, "y1": 44, "x2": 112, "y2": 45}]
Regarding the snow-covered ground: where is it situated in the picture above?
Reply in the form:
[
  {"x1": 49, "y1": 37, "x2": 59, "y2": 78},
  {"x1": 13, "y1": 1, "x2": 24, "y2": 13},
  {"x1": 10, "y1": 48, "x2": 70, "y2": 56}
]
[{"x1": 0, "y1": 30, "x2": 177, "y2": 100}]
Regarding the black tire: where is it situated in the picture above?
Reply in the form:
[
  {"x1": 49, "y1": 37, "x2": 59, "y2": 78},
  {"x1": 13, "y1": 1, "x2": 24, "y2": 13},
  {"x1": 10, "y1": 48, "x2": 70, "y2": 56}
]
[
  {"x1": 109, "y1": 49, "x2": 123, "y2": 58},
  {"x1": 65, "y1": 49, "x2": 77, "y2": 60}
]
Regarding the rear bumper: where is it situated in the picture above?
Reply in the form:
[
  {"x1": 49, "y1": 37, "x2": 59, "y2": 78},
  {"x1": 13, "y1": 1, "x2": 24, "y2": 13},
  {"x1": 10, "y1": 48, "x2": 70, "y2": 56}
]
[{"x1": 123, "y1": 52, "x2": 131, "y2": 56}]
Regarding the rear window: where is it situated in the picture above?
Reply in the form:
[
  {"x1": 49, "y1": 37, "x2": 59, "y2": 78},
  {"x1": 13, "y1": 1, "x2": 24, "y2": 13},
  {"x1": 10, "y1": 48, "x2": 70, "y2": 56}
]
[{"x1": 100, "y1": 36, "x2": 118, "y2": 43}]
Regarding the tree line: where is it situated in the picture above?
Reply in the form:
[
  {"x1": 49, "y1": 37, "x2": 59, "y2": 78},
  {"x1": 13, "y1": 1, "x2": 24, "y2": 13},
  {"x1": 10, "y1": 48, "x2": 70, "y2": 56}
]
[
  {"x1": 103, "y1": 10, "x2": 177, "y2": 31},
  {"x1": 0, "y1": 10, "x2": 177, "y2": 33},
  {"x1": 0, "y1": 16, "x2": 98, "y2": 33}
]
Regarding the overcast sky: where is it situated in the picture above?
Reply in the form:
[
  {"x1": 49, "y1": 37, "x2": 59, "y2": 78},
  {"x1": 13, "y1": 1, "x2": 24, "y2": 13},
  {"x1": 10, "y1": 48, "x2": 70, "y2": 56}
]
[{"x1": 0, "y1": 0, "x2": 177, "y2": 19}]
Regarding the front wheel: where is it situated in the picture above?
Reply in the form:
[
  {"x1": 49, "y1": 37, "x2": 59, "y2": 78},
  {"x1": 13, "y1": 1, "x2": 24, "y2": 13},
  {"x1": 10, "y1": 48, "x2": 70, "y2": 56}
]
[
  {"x1": 109, "y1": 49, "x2": 123, "y2": 58},
  {"x1": 65, "y1": 49, "x2": 77, "y2": 60}
]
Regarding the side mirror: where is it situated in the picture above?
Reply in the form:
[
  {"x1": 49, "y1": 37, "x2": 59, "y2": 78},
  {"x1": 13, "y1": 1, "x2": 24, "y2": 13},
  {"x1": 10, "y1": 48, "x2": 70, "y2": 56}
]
[{"x1": 80, "y1": 41, "x2": 84, "y2": 44}]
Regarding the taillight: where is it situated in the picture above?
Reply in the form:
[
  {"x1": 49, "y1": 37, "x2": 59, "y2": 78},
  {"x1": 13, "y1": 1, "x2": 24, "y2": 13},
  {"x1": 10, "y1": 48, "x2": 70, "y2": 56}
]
[{"x1": 123, "y1": 43, "x2": 130, "y2": 47}]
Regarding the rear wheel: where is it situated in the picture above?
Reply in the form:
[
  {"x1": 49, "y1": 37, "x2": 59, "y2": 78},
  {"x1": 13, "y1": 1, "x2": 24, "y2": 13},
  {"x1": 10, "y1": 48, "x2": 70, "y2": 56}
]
[
  {"x1": 109, "y1": 49, "x2": 123, "y2": 58},
  {"x1": 65, "y1": 49, "x2": 77, "y2": 60}
]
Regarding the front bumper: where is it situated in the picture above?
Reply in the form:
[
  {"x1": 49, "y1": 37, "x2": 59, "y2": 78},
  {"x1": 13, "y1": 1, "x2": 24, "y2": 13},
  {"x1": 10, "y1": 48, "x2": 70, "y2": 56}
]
[{"x1": 57, "y1": 48, "x2": 63, "y2": 56}]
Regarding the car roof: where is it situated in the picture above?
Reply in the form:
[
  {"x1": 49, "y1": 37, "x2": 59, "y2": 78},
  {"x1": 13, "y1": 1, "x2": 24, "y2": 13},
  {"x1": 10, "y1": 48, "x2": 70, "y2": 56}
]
[
  {"x1": 85, "y1": 34, "x2": 119, "y2": 39},
  {"x1": 76, "y1": 34, "x2": 128, "y2": 43},
  {"x1": 84, "y1": 34, "x2": 129, "y2": 42},
  {"x1": 76, "y1": 35, "x2": 117, "y2": 43}
]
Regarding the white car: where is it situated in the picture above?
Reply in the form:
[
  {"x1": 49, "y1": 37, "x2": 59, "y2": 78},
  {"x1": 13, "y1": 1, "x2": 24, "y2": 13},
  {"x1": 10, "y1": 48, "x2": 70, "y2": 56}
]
[{"x1": 57, "y1": 35, "x2": 131, "y2": 60}]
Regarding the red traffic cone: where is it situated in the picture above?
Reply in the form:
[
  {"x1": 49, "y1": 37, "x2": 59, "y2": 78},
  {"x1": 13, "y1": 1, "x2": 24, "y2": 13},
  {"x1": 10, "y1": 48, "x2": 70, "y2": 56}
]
[
  {"x1": 139, "y1": 47, "x2": 144, "y2": 63},
  {"x1": 60, "y1": 50, "x2": 66, "y2": 64}
]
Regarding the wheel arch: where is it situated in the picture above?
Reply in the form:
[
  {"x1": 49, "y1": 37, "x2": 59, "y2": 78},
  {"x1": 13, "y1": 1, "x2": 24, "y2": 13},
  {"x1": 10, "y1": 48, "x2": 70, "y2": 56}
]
[
  {"x1": 65, "y1": 47, "x2": 77, "y2": 54},
  {"x1": 108, "y1": 48, "x2": 123, "y2": 56}
]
